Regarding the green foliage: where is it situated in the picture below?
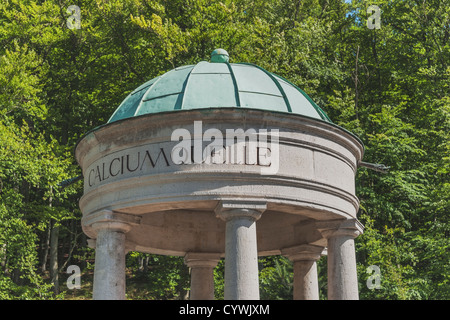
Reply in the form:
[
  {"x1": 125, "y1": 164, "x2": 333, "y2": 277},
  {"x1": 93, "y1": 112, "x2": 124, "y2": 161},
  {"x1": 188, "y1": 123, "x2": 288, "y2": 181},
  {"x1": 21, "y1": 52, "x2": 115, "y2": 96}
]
[
  {"x1": 259, "y1": 257, "x2": 293, "y2": 300},
  {"x1": 357, "y1": 213, "x2": 450, "y2": 300},
  {"x1": 213, "y1": 259, "x2": 225, "y2": 299},
  {"x1": 126, "y1": 253, "x2": 189, "y2": 300},
  {"x1": 0, "y1": 0, "x2": 448, "y2": 299}
]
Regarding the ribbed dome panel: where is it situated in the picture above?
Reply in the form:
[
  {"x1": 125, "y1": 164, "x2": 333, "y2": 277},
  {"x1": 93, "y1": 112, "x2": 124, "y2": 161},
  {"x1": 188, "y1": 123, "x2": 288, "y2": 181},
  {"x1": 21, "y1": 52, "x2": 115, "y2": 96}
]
[{"x1": 108, "y1": 61, "x2": 331, "y2": 124}]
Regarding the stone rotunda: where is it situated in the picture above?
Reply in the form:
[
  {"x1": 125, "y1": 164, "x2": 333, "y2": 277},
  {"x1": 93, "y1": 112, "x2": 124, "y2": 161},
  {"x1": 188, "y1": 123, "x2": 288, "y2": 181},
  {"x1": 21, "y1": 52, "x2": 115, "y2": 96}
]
[{"x1": 75, "y1": 49, "x2": 365, "y2": 300}]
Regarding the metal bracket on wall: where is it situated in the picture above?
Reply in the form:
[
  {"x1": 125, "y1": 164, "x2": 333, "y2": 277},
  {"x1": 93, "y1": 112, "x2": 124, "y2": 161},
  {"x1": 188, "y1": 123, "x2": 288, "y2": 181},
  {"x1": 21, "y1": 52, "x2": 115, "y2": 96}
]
[{"x1": 359, "y1": 161, "x2": 390, "y2": 173}]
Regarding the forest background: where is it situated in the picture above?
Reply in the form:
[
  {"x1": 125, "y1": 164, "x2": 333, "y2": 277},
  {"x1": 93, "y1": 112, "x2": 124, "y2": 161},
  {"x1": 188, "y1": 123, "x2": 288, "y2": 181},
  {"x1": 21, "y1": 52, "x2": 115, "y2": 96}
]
[{"x1": 0, "y1": 0, "x2": 448, "y2": 300}]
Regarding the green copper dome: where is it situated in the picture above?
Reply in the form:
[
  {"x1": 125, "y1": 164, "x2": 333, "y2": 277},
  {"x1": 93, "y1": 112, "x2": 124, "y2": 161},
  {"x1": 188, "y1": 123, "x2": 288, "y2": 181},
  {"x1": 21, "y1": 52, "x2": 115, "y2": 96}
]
[{"x1": 108, "y1": 49, "x2": 332, "y2": 124}]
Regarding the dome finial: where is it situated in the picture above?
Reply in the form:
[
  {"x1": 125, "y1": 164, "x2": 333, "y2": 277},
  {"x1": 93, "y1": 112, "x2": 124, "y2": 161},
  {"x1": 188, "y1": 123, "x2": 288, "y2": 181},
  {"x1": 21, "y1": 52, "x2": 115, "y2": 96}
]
[{"x1": 211, "y1": 48, "x2": 229, "y2": 63}]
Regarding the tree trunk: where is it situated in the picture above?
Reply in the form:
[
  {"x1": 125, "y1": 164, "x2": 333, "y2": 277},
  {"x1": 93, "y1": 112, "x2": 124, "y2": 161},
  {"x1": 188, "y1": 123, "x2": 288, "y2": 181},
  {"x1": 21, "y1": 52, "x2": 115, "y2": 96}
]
[
  {"x1": 143, "y1": 255, "x2": 149, "y2": 273},
  {"x1": 40, "y1": 220, "x2": 51, "y2": 272},
  {"x1": 50, "y1": 220, "x2": 60, "y2": 295},
  {"x1": 0, "y1": 244, "x2": 6, "y2": 272},
  {"x1": 353, "y1": 45, "x2": 360, "y2": 121}
]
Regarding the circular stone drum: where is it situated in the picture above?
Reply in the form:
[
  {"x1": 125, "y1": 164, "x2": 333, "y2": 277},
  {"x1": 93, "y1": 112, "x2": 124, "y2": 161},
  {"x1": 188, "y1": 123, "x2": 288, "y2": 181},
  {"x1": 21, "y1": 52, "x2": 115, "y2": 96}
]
[{"x1": 76, "y1": 108, "x2": 363, "y2": 256}]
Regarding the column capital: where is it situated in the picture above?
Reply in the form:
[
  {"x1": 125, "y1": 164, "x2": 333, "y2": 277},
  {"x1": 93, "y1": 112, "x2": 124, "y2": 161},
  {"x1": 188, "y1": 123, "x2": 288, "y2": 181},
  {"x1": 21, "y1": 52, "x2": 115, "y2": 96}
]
[
  {"x1": 281, "y1": 244, "x2": 325, "y2": 262},
  {"x1": 315, "y1": 218, "x2": 364, "y2": 240},
  {"x1": 82, "y1": 210, "x2": 141, "y2": 237},
  {"x1": 214, "y1": 200, "x2": 267, "y2": 222},
  {"x1": 184, "y1": 252, "x2": 221, "y2": 268}
]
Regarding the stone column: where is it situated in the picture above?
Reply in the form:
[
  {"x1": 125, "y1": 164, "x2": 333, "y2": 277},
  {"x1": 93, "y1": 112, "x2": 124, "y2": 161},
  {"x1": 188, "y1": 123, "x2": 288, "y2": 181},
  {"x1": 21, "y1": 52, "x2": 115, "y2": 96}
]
[
  {"x1": 316, "y1": 219, "x2": 364, "y2": 300},
  {"x1": 282, "y1": 245, "x2": 325, "y2": 300},
  {"x1": 82, "y1": 210, "x2": 141, "y2": 300},
  {"x1": 215, "y1": 201, "x2": 266, "y2": 300},
  {"x1": 184, "y1": 252, "x2": 221, "y2": 300}
]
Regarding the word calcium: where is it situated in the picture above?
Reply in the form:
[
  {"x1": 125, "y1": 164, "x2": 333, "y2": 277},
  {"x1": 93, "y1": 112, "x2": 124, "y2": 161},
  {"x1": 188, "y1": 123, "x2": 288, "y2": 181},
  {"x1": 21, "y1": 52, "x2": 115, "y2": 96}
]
[{"x1": 87, "y1": 147, "x2": 170, "y2": 187}]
